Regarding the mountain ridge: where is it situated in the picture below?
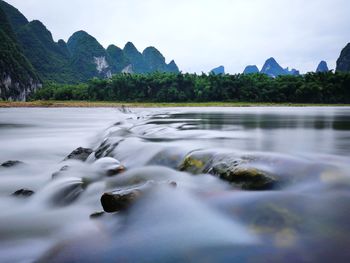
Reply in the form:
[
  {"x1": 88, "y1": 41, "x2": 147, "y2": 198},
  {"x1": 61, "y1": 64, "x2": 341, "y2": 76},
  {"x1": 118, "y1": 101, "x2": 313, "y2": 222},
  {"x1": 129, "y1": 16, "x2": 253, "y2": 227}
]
[{"x1": 0, "y1": 0, "x2": 180, "y2": 100}]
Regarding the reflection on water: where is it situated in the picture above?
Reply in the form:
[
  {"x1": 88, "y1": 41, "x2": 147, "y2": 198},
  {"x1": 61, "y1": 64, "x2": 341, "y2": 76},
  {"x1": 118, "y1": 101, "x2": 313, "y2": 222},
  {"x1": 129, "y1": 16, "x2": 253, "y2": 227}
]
[
  {"x1": 0, "y1": 107, "x2": 350, "y2": 262},
  {"x1": 150, "y1": 107, "x2": 350, "y2": 156}
]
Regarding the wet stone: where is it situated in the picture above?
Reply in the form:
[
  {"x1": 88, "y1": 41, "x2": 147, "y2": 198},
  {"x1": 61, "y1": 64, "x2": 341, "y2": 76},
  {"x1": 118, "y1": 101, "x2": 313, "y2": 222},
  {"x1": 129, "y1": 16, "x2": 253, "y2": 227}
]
[
  {"x1": 90, "y1": 211, "x2": 105, "y2": 219},
  {"x1": 63, "y1": 147, "x2": 93, "y2": 162},
  {"x1": 52, "y1": 165, "x2": 70, "y2": 179},
  {"x1": 1, "y1": 160, "x2": 25, "y2": 168},
  {"x1": 101, "y1": 190, "x2": 141, "y2": 213},
  {"x1": 12, "y1": 189, "x2": 34, "y2": 197},
  {"x1": 209, "y1": 163, "x2": 278, "y2": 190},
  {"x1": 180, "y1": 151, "x2": 279, "y2": 190}
]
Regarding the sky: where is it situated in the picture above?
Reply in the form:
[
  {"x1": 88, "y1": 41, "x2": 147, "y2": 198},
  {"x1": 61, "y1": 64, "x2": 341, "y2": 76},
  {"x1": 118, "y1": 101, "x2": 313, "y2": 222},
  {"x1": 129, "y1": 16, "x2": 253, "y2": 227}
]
[{"x1": 5, "y1": 0, "x2": 350, "y2": 74}]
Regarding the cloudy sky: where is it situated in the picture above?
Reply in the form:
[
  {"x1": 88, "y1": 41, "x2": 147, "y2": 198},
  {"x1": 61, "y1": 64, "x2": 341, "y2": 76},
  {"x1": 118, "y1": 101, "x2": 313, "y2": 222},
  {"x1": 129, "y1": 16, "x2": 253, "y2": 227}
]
[{"x1": 5, "y1": 0, "x2": 350, "y2": 73}]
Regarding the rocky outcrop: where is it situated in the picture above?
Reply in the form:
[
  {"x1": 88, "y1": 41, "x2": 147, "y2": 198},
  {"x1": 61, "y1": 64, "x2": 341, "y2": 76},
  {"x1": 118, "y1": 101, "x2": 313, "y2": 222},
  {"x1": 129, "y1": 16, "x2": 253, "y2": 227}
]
[
  {"x1": 243, "y1": 65, "x2": 259, "y2": 74},
  {"x1": 0, "y1": 0, "x2": 181, "y2": 99},
  {"x1": 63, "y1": 147, "x2": 93, "y2": 162},
  {"x1": 1, "y1": 160, "x2": 25, "y2": 167},
  {"x1": 67, "y1": 31, "x2": 114, "y2": 80},
  {"x1": 336, "y1": 43, "x2": 350, "y2": 72},
  {"x1": 316, "y1": 61, "x2": 329, "y2": 73},
  {"x1": 261, "y1": 58, "x2": 299, "y2": 77},
  {"x1": 0, "y1": 2, "x2": 41, "y2": 101},
  {"x1": 12, "y1": 189, "x2": 34, "y2": 197},
  {"x1": 210, "y1": 66, "x2": 225, "y2": 75}
]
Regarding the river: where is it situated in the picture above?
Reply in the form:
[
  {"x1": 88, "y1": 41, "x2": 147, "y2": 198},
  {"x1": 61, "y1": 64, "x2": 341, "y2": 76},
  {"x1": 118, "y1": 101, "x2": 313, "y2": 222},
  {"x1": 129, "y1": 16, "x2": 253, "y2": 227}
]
[{"x1": 0, "y1": 107, "x2": 349, "y2": 262}]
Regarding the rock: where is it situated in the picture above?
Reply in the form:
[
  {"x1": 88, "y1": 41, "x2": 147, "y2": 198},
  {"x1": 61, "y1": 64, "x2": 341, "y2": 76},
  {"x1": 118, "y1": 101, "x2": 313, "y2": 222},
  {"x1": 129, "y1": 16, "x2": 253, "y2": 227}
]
[
  {"x1": 63, "y1": 147, "x2": 93, "y2": 162},
  {"x1": 147, "y1": 147, "x2": 188, "y2": 169},
  {"x1": 179, "y1": 150, "x2": 278, "y2": 190},
  {"x1": 52, "y1": 165, "x2": 70, "y2": 179},
  {"x1": 209, "y1": 163, "x2": 277, "y2": 190},
  {"x1": 1, "y1": 160, "x2": 25, "y2": 168},
  {"x1": 179, "y1": 150, "x2": 215, "y2": 174},
  {"x1": 90, "y1": 211, "x2": 105, "y2": 219},
  {"x1": 101, "y1": 181, "x2": 177, "y2": 213},
  {"x1": 101, "y1": 190, "x2": 142, "y2": 213},
  {"x1": 11, "y1": 188, "x2": 34, "y2": 197},
  {"x1": 93, "y1": 157, "x2": 125, "y2": 177}
]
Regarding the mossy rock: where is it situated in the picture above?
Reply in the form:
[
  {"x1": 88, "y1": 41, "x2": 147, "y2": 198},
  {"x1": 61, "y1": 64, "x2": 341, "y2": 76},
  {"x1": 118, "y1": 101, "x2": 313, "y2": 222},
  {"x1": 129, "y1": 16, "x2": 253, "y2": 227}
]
[
  {"x1": 179, "y1": 150, "x2": 279, "y2": 190},
  {"x1": 210, "y1": 163, "x2": 278, "y2": 190},
  {"x1": 178, "y1": 150, "x2": 215, "y2": 174}
]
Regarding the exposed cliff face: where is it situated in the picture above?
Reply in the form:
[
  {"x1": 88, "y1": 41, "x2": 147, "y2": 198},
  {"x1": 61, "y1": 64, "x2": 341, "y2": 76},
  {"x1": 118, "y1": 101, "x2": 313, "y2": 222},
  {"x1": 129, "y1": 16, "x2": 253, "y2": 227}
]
[
  {"x1": 106, "y1": 45, "x2": 130, "y2": 72},
  {"x1": 0, "y1": 74, "x2": 41, "y2": 101},
  {"x1": 0, "y1": 0, "x2": 181, "y2": 100},
  {"x1": 336, "y1": 43, "x2": 350, "y2": 72},
  {"x1": 0, "y1": 2, "x2": 41, "y2": 101}
]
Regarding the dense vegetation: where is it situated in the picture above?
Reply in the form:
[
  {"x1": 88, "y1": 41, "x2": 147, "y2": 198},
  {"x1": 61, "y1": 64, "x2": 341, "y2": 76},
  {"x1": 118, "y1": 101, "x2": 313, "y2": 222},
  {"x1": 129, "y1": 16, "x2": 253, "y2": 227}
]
[
  {"x1": 0, "y1": 3, "x2": 40, "y2": 100},
  {"x1": 32, "y1": 72, "x2": 350, "y2": 104}
]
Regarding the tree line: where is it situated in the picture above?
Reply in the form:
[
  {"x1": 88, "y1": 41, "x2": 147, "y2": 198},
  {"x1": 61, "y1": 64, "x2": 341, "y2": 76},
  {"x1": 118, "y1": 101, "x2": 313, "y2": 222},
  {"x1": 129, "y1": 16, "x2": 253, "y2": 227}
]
[{"x1": 31, "y1": 72, "x2": 350, "y2": 103}]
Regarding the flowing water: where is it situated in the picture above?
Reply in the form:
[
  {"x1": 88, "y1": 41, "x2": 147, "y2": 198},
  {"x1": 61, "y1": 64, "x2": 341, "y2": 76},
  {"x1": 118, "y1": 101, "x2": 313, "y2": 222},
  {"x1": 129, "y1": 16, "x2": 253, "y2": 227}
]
[{"x1": 0, "y1": 107, "x2": 350, "y2": 262}]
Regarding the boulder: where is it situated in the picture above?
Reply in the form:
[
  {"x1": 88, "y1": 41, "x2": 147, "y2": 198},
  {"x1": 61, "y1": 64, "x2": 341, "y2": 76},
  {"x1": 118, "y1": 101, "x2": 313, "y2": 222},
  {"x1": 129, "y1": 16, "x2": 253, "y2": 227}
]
[
  {"x1": 179, "y1": 150, "x2": 278, "y2": 190},
  {"x1": 63, "y1": 147, "x2": 93, "y2": 162},
  {"x1": 11, "y1": 188, "x2": 34, "y2": 197},
  {"x1": 1, "y1": 160, "x2": 25, "y2": 168}
]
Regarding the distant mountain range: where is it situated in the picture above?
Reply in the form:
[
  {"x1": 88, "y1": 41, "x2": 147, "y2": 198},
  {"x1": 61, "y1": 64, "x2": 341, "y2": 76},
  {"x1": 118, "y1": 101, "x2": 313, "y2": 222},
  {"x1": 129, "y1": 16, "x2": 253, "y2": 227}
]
[
  {"x1": 0, "y1": 0, "x2": 179, "y2": 100},
  {"x1": 243, "y1": 58, "x2": 300, "y2": 77},
  {"x1": 1, "y1": 0, "x2": 350, "y2": 101},
  {"x1": 242, "y1": 57, "x2": 336, "y2": 77}
]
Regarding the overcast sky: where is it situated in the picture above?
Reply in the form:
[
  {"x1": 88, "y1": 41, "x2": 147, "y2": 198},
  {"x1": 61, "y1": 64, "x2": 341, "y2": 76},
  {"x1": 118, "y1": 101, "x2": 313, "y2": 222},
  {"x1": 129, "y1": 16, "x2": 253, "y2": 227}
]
[{"x1": 5, "y1": 0, "x2": 350, "y2": 73}]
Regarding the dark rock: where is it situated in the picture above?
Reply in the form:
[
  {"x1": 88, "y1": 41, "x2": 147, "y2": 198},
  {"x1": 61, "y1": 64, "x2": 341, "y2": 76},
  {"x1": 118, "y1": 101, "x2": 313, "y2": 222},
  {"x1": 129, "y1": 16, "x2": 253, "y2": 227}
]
[
  {"x1": 12, "y1": 188, "x2": 34, "y2": 197},
  {"x1": 336, "y1": 43, "x2": 350, "y2": 72},
  {"x1": 209, "y1": 162, "x2": 277, "y2": 190},
  {"x1": 101, "y1": 190, "x2": 141, "y2": 213},
  {"x1": 179, "y1": 150, "x2": 278, "y2": 190},
  {"x1": 93, "y1": 157, "x2": 126, "y2": 177},
  {"x1": 1, "y1": 160, "x2": 25, "y2": 168},
  {"x1": 316, "y1": 61, "x2": 329, "y2": 73},
  {"x1": 52, "y1": 165, "x2": 70, "y2": 179},
  {"x1": 90, "y1": 211, "x2": 105, "y2": 219},
  {"x1": 63, "y1": 147, "x2": 93, "y2": 162}
]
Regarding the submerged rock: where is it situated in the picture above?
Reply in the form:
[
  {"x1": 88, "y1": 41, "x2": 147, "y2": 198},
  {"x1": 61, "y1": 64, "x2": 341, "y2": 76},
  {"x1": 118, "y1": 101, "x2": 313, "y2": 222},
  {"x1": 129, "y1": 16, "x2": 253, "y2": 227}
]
[
  {"x1": 11, "y1": 188, "x2": 34, "y2": 197},
  {"x1": 180, "y1": 150, "x2": 278, "y2": 190},
  {"x1": 90, "y1": 211, "x2": 105, "y2": 219},
  {"x1": 63, "y1": 147, "x2": 93, "y2": 162},
  {"x1": 210, "y1": 163, "x2": 277, "y2": 190},
  {"x1": 52, "y1": 165, "x2": 70, "y2": 179},
  {"x1": 1, "y1": 160, "x2": 25, "y2": 168},
  {"x1": 101, "y1": 190, "x2": 141, "y2": 213},
  {"x1": 101, "y1": 180, "x2": 178, "y2": 213},
  {"x1": 93, "y1": 157, "x2": 125, "y2": 177}
]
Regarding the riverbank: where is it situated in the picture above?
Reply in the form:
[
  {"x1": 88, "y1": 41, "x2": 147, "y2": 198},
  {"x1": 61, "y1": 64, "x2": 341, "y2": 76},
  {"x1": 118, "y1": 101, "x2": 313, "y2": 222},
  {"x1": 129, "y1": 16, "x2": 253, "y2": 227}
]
[{"x1": 1, "y1": 101, "x2": 350, "y2": 108}]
